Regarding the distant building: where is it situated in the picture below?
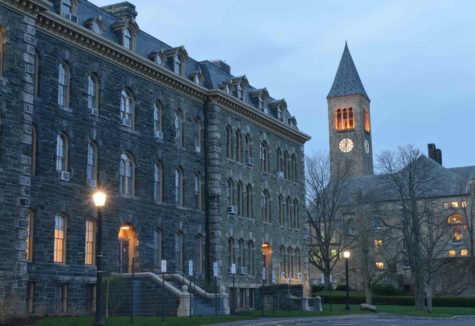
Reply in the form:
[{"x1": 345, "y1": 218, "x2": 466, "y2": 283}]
[{"x1": 0, "y1": 0, "x2": 310, "y2": 317}]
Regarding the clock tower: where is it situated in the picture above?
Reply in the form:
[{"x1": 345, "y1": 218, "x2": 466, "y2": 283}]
[{"x1": 328, "y1": 43, "x2": 373, "y2": 178}]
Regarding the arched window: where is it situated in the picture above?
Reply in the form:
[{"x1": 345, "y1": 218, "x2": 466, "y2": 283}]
[
  {"x1": 176, "y1": 231, "x2": 184, "y2": 271},
  {"x1": 236, "y1": 130, "x2": 242, "y2": 162},
  {"x1": 34, "y1": 50, "x2": 40, "y2": 96},
  {"x1": 26, "y1": 209, "x2": 34, "y2": 262},
  {"x1": 364, "y1": 109, "x2": 371, "y2": 133},
  {"x1": 87, "y1": 141, "x2": 97, "y2": 187},
  {"x1": 226, "y1": 126, "x2": 232, "y2": 159},
  {"x1": 195, "y1": 117, "x2": 202, "y2": 152},
  {"x1": 54, "y1": 214, "x2": 67, "y2": 263},
  {"x1": 283, "y1": 245, "x2": 288, "y2": 276},
  {"x1": 87, "y1": 74, "x2": 99, "y2": 112},
  {"x1": 295, "y1": 248, "x2": 301, "y2": 275},
  {"x1": 57, "y1": 62, "x2": 70, "y2": 107},
  {"x1": 286, "y1": 197, "x2": 291, "y2": 226},
  {"x1": 280, "y1": 245, "x2": 285, "y2": 276},
  {"x1": 227, "y1": 178, "x2": 234, "y2": 207},
  {"x1": 335, "y1": 109, "x2": 342, "y2": 130},
  {"x1": 0, "y1": 27, "x2": 6, "y2": 76},
  {"x1": 260, "y1": 141, "x2": 269, "y2": 172},
  {"x1": 85, "y1": 219, "x2": 95, "y2": 265},
  {"x1": 238, "y1": 239, "x2": 245, "y2": 267},
  {"x1": 348, "y1": 108, "x2": 354, "y2": 129},
  {"x1": 61, "y1": 0, "x2": 73, "y2": 15},
  {"x1": 119, "y1": 153, "x2": 134, "y2": 195},
  {"x1": 123, "y1": 28, "x2": 132, "y2": 49},
  {"x1": 195, "y1": 234, "x2": 203, "y2": 273},
  {"x1": 237, "y1": 181, "x2": 243, "y2": 215},
  {"x1": 175, "y1": 109, "x2": 184, "y2": 146},
  {"x1": 154, "y1": 161, "x2": 163, "y2": 202},
  {"x1": 288, "y1": 247, "x2": 293, "y2": 278},
  {"x1": 246, "y1": 184, "x2": 253, "y2": 218},
  {"x1": 194, "y1": 172, "x2": 203, "y2": 210},
  {"x1": 31, "y1": 125, "x2": 37, "y2": 176},
  {"x1": 278, "y1": 195, "x2": 284, "y2": 225},
  {"x1": 153, "y1": 101, "x2": 162, "y2": 136},
  {"x1": 236, "y1": 84, "x2": 243, "y2": 100},
  {"x1": 336, "y1": 108, "x2": 354, "y2": 131},
  {"x1": 448, "y1": 214, "x2": 465, "y2": 244},
  {"x1": 247, "y1": 241, "x2": 254, "y2": 275},
  {"x1": 283, "y1": 151, "x2": 289, "y2": 179},
  {"x1": 56, "y1": 133, "x2": 68, "y2": 172},
  {"x1": 261, "y1": 190, "x2": 270, "y2": 223},
  {"x1": 291, "y1": 154, "x2": 297, "y2": 181},
  {"x1": 245, "y1": 134, "x2": 252, "y2": 164},
  {"x1": 228, "y1": 237, "x2": 236, "y2": 266},
  {"x1": 153, "y1": 228, "x2": 162, "y2": 270},
  {"x1": 120, "y1": 89, "x2": 134, "y2": 128},
  {"x1": 277, "y1": 148, "x2": 282, "y2": 173},
  {"x1": 175, "y1": 166, "x2": 184, "y2": 206},
  {"x1": 293, "y1": 199, "x2": 299, "y2": 228}
]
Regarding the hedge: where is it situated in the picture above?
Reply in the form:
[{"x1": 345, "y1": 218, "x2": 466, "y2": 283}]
[{"x1": 318, "y1": 294, "x2": 475, "y2": 307}]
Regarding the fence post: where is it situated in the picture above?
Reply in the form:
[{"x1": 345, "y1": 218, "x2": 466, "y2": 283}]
[{"x1": 130, "y1": 258, "x2": 135, "y2": 324}]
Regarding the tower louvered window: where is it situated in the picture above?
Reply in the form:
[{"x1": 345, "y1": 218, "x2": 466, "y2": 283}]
[{"x1": 335, "y1": 108, "x2": 354, "y2": 131}]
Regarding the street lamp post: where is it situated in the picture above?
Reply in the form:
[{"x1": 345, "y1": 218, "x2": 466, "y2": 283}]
[
  {"x1": 343, "y1": 250, "x2": 351, "y2": 311},
  {"x1": 93, "y1": 190, "x2": 107, "y2": 326}
]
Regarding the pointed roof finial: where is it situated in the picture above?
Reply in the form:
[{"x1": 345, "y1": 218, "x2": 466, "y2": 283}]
[{"x1": 327, "y1": 42, "x2": 369, "y2": 100}]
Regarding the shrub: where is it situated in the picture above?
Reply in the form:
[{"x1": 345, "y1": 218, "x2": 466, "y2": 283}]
[
  {"x1": 319, "y1": 294, "x2": 475, "y2": 307},
  {"x1": 372, "y1": 284, "x2": 402, "y2": 296},
  {"x1": 311, "y1": 284, "x2": 324, "y2": 293}
]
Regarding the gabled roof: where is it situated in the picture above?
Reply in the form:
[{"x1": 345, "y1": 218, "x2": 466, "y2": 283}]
[{"x1": 328, "y1": 42, "x2": 369, "y2": 101}]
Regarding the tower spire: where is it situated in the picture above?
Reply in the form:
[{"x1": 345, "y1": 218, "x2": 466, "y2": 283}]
[{"x1": 328, "y1": 43, "x2": 369, "y2": 101}]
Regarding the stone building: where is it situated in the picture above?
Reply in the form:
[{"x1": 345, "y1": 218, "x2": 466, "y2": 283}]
[
  {"x1": 316, "y1": 43, "x2": 475, "y2": 294},
  {"x1": 0, "y1": 0, "x2": 310, "y2": 317}
]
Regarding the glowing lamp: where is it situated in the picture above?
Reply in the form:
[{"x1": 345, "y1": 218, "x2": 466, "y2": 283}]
[
  {"x1": 343, "y1": 250, "x2": 351, "y2": 259},
  {"x1": 93, "y1": 190, "x2": 107, "y2": 207}
]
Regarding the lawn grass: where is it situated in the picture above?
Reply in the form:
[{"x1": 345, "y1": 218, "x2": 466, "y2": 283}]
[{"x1": 377, "y1": 305, "x2": 475, "y2": 317}]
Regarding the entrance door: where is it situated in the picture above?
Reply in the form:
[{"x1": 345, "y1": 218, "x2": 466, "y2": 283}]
[
  {"x1": 118, "y1": 224, "x2": 137, "y2": 273},
  {"x1": 119, "y1": 239, "x2": 129, "y2": 273},
  {"x1": 261, "y1": 243, "x2": 272, "y2": 284}
]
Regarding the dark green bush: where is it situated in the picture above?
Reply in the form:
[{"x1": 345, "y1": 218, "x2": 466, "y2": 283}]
[
  {"x1": 311, "y1": 284, "x2": 324, "y2": 293},
  {"x1": 372, "y1": 284, "x2": 402, "y2": 296},
  {"x1": 319, "y1": 294, "x2": 475, "y2": 307}
]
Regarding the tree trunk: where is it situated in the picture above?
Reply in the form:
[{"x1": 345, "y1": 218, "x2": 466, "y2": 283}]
[
  {"x1": 426, "y1": 284, "x2": 433, "y2": 313},
  {"x1": 365, "y1": 286, "x2": 373, "y2": 305},
  {"x1": 324, "y1": 272, "x2": 331, "y2": 290},
  {"x1": 414, "y1": 281, "x2": 425, "y2": 311}
]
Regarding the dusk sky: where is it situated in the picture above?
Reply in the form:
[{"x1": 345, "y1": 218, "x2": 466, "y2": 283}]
[{"x1": 94, "y1": 0, "x2": 475, "y2": 168}]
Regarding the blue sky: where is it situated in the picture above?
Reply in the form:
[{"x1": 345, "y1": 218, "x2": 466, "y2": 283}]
[{"x1": 94, "y1": 0, "x2": 475, "y2": 168}]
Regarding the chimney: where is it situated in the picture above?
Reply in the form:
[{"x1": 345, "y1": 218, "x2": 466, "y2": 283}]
[
  {"x1": 102, "y1": 2, "x2": 137, "y2": 20},
  {"x1": 210, "y1": 60, "x2": 231, "y2": 74},
  {"x1": 427, "y1": 143, "x2": 442, "y2": 165}
]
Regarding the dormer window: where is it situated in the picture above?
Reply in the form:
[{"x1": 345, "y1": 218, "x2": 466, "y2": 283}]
[
  {"x1": 123, "y1": 29, "x2": 132, "y2": 50},
  {"x1": 236, "y1": 84, "x2": 243, "y2": 100},
  {"x1": 61, "y1": 0, "x2": 72, "y2": 15},
  {"x1": 92, "y1": 21, "x2": 102, "y2": 33},
  {"x1": 155, "y1": 55, "x2": 162, "y2": 65},
  {"x1": 277, "y1": 108, "x2": 282, "y2": 120},
  {"x1": 225, "y1": 84, "x2": 230, "y2": 94},
  {"x1": 258, "y1": 96, "x2": 264, "y2": 110},
  {"x1": 174, "y1": 55, "x2": 181, "y2": 74},
  {"x1": 193, "y1": 74, "x2": 200, "y2": 85}
]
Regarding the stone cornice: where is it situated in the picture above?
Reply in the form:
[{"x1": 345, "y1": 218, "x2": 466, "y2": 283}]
[
  {"x1": 0, "y1": 0, "x2": 50, "y2": 16},
  {"x1": 32, "y1": 6, "x2": 310, "y2": 144}
]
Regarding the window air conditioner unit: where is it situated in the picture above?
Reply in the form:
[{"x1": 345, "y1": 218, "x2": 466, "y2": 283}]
[
  {"x1": 87, "y1": 179, "x2": 97, "y2": 187},
  {"x1": 239, "y1": 266, "x2": 248, "y2": 275},
  {"x1": 88, "y1": 108, "x2": 98, "y2": 116},
  {"x1": 227, "y1": 206, "x2": 238, "y2": 215},
  {"x1": 122, "y1": 117, "x2": 132, "y2": 127},
  {"x1": 246, "y1": 157, "x2": 254, "y2": 166},
  {"x1": 65, "y1": 14, "x2": 78, "y2": 23},
  {"x1": 154, "y1": 130, "x2": 164, "y2": 139},
  {"x1": 277, "y1": 171, "x2": 284, "y2": 178},
  {"x1": 58, "y1": 171, "x2": 71, "y2": 181}
]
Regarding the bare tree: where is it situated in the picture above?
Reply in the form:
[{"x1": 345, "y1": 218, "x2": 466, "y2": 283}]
[
  {"x1": 306, "y1": 152, "x2": 350, "y2": 289},
  {"x1": 377, "y1": 144, "x2": 445, "y2": 311}
]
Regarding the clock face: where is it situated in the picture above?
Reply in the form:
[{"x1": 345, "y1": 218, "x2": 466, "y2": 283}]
[
  {"x1": 339, "y1": 138, "x2": 353, "y2": 153},
  {"x1": 365, "y1": 140, "x2": 370, "y2": 154}
]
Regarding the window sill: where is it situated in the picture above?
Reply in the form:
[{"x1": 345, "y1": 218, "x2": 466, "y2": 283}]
[
  {"x1": 119, "y1": 125, "x2": 139, "y2": 135},
  {"x1": 58, "y1": 106, "x2": 73, "y2": 113},
  {"x1": 117, "y1": 193, "x2": 136, "y2": 199}
]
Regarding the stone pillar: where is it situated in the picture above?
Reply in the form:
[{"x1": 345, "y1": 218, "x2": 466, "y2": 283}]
[{"x1": 177, "y1": 285, "x2": 191, "y2": 317}]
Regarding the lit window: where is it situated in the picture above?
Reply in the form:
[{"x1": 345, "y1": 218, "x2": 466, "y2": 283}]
[
  {"x1": 85, "y1": 219, "x2": 95, "y2": 265},
  {"x1": 56, "y1": 134, "x2": 68, "y2": 172},
  {"x1": 123, "y1": 29, "x2": 132, "y2": 49},
  {"x1": 448, "y1": 250, "x2": 456, "y2": 257},
  {"x1": 375, "y1": 261, "x2": 385, "y2": 269},
  {"x1": 120, "y1": 89, "x2": 134, "y2": 128},
  {"x1": 0, "y1": 27, "x2": 6, "y2": 76},
  {"x1": 461, "y1": 249, "x2": 468, "y2": 257},
  {"x1": 26, "y1": 209, "x2": 34, "y2": 262},
  {"x1": 119, "y1": 153, "x2": 134, "y2": 195},
  {"x1": 87, "y1": 75, "x2": 99, "y2": 112},
  {"x1": 174, "y1": 55, "x2": 181, "y2": 74},
  {"x1": 54, "y1": 214, "x2": 66, "y2": 263},
  {"x1": 364, "y1": 109, "x2": 370, "y2": 133},
  {"x1": 153, "y1": 102, "x2": 163, "y2": 135},
  {"x1": 175, "y1": 167, "x2": 184, "y2": 206},
  {"x1": 374, "y1": 239, "x2": 383, "y2": 250},
  {"x1": 451, "y1": 201, "x2": 459, "y2": 208},
  {"x1": 175, "y1": 109, "x2": 184, "y2": 146},
  {"x1": 57, "y1": 62, "x2": 70, "y2": 107},
  {"x1": 330, "y1": 249, "x2": 338, "y2": 258},
  {"x1": 86, "y1": 142, "x2": 97, "y2": 187},
  {"x1": 335, "y1": 108, "x2": 354, "y2": 131},
  {"x1": 461, "y1": 201, "x2": 467, "y2": 208},
  {"x1": 447, "y1": 214, "x2": 465, "y2": 244},
  {"x1": 154, "y1": 162, "x2": 163, "y2": 202}
]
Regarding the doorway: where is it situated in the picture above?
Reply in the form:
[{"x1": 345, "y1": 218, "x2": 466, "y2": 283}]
[
  {"x1": 261, "y1": 242, "x2": 272, "y2": 284},
  {"x1": 118, "y1": 224, "x2": 138, "y2": 273}
]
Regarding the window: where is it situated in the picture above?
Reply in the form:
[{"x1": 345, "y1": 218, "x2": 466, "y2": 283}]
[
  {"x1": 375, "y1": 261, "x2": 385, "y2": 270},
  {"x1": 246, "y1": 184, "x2": 253, "y2": 218},
  {"x1": 195, "y1": 118, "x2": 202, "y2": 152},
  {"x1": 283, "y1": 151, "x2": 289, "y2": 179},
  {"x1": 228, "y1": 238, "x2": 236, "y2": 266},
  {"x1": 87, "y1": 75, "x2": 99, "y2": 112},
  {"x1": 123, "y1": 28, "x2": 132, "y2": 49},
  {"x1": 291, "y1": 154, "x2": 297, "y2": 181},
  {"x1": 196, "y1": 235, "x2": 203, "y2": 274},
  {"x1": 120, "y1": 89, "x2": 134, "y2": 128},
  {"x1": 194, "y1": 173, "x2": 203, "y2": 210},
  {"x1": 448, "y1": 214, "x2": 465, "y2": 244},
  {"x1": 227, "y1": 178, "x2": 234, "y2": 207},
  {"x1": 277, "y1": 148, "x2": 282, "y2": 173},
  {"x1": 57, "y1": 62, "x2": 70, "y2": 107},
  {"x1": 86, "y1": 284, "x2": 96, "y2": 313},
  {"x1": 175, "y1": 166, "x2": 184, "y2": 206},
  {"x1": 236, "y1": 84, "x2": 243, "y2": 100},
  {"x1": 278, "y1": 195, "x2": 283, "y2": 225},
  {"x1": 85, "y1": 219, "x2": 95, "y2": 265},
  {"x1": 260, "y1": 141, "x2": 269, "y2": 172},
  {"x1": 154, "y1": 162, "x2": 163, "y2": 202},
  {"x1": 176, "y1": 231, "x2": 184, "y2": 271},
  {"x1": 247, "y1": 241, "x2": 254, "y2": 274},
  {"x1": 296, "y1": 248, "x2": 301, "y2": 275},
  {"x1": 261, "y1": 190, "x2": 270, "y2": 223},
  {"x1": 153, "y1": 102, "x2": 162, "y2": 135},
  {"x1": 175, "y1": 109, "x2": 184, "y2": 146},
  {"x1": 56, "y1": 283, "x2": 68, "y2": 313},
  {"x1": 374, "y1": 239, "x2": 383, "y2": 252},
  {"x1": 236, "y1": 130, "x2": 243, "y2": 162},
  {"x1": 287, "y1": 247, "x2": 293, "y2": 278},
  {"x1": 193, "y1": 74, "x2": 200, "y2": 85},
  {"x1": 174, "y1": 55, "x2": 182, "y2": 74},
  {"x1": 26, "y1": 210, "x2": 34, "y2": 262},
  {"x1": 0, "y1": 27, "x2": 6, "y2": 76},
  {"x1": 461, "y1": 249, "x2": 468, "y2": 257},
  {"x1": 153, "y1": 229, "x2": 162, "y2": 269},
  {"x1": 92, "y1": 21, "x2": 102, "y2": 34},
  {"x1": 26, "y1": 282, "x2": 34, "y2": 313},
  {"x1": 87, "y1": 142, "x2": 97, "y2": 187},
  {"x1": 237, "y1": 181, "x2": 243, "y2": 215},
  {"x1": 54, "y1": 214, "x2": 66, "y2": 263},
  {"x1": 285, "y1": 197, "x2": 291, "y2": 226},
  {"x1": 293, "y1": 199, "x2": 299, "y2": 228},
  {"x1": 443, "y1": 202, "x2": 450, "y2": 209},
  {"x1": 238, "y1": 239, "x2": 245, "y2": 267},
  {"x1": 280, "y1": 246, "x2": 285, "y2": 276},
  {"x1": 34, "y1": 51, "x2": 40, "y2": 96},
  {"x1": 61, "y1": 0, "x2": 72, "y2": 15},
  {"x1": 347, "y1": 218, "x2": 356, "y2": 236},
  {"x1": 56, "y1": 134, "x2": 68, "y2": 172},
  {"x1": 451, "y1": 201, "x2": 459, "y2": 208},
  {"x1": 372, "y1": 216, "x2": 383, "y2": 230},
  {"x1": 155, "y1": 54, "x2": 162, "y2": 65},
  {"x1": 31, "y1": 126, "x2": 37, "y2": 176},
  {"x1": 335, "y1": 108, "x2": 354, "y2": 131},
  {"x1": 119, "y1": 153, "x2": 134, "y2": 195},
  {"x1": 226, "y1": 126, "x2": 232, "y2": 159},
  {"x1": 448, "y1": 250, "x2": 456, "y2": 257},
  {"x1": 245, "y1": 134, "x2": 252, "y2": 163},
  {"x1": 364, "y1": 109, "x2": 370, "y2": 133}
]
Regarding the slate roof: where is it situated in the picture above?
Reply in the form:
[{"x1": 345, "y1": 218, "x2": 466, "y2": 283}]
[
  {"x1": 328, "y1": 42, "x2": 369, "y2": 101},
  {"x1": 346, "y1": 156, "x2": 475, "y2": 204}
]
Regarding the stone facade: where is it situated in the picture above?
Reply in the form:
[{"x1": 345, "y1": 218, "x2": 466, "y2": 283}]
[{"x1": 0, "y1": 0, "x2": 310, "y2": 318}]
